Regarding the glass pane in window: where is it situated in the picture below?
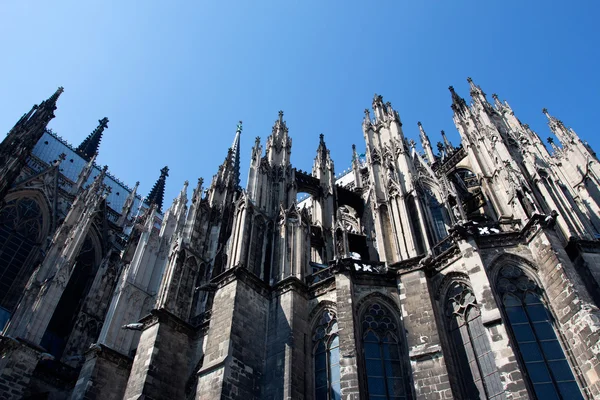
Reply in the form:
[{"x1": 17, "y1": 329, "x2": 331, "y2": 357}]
[
  {"x1": 384, "y1": 358, "x2": 404, "y2": 379},
  {"x1": 315, "y1": 351, "x2": 326, "y2": 371},
  {"x1": 533, "y1": 383, "x2": 560, "y2": 400},
  {"x1": 532, "y1": 321, "x2": 556, "y2": 341},
  {"x1": 330, "y1": 346, "x2": 340, "y2": 366},
  {"x1": 505, "y1": 305, "x2": 528, "y2": 324},
  {"x1": 520, "y1": 342, "x2": 543, "y2": 362},
  {"x1": 315, "y1": 370, "x2": 328, "y2": 387},
  {"x1": 365, "y1": 331, "x2": 379, "y2": 342},
  {"x1": 366, "y1": 358, "x2": 384, "y2": 377},
  {"x1": 330, "y1": 363, "x2": 341, "y2": 384},
  {"x1": 524, "y1": 292, "x2": 542, "y2": 305},
  {"x1": 330, "y1": 382, "x2": 341, "y2": 400},
  {"x1": 387, "y1": 377, "x2": 405, "y2": 397},
  {"x1": 367, "y1": 377, "x2": 386, "y2": 395},
  {"x1": 365, "y1": 342, "x2": 380, "y2": 359},
  {"x1": 503, "y1": 294, "x2": 522, "y2": 307},
  {"x1": 540, "y1": 340, "x2": 565, "y2": 361},
  {"x1": 383, "y1": 341, "x2": 401, "y2": 361},
  {"x1": 512, "y1": 323, "x2": 536, "y2": 342},
  {"x1": 526, "y1": 304, "x2": 549, "y2": 322},
  {"x1": 527, "y1": 361, "x2": 552, "y2": 383},
  {"x1": 315, "y1": 386, "x2": 328, "y2": 400},
  {"x1": 548, "y1": 360, "x2": 576, "y2": 382},
  {"x1": 557, "y1": 382, "x2": 584, "y2": 400}
]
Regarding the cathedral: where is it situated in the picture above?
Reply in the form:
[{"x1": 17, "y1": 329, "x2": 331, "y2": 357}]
[{"x1": 0, "y1": 78, "x2": 599, "y2": 400}]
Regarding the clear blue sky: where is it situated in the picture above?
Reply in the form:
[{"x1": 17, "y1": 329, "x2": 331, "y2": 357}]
[{"x1": 1, "y1": 1, "x2": 599, "y2": 204}]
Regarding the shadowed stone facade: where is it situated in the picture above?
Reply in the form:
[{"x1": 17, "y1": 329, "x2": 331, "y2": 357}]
[{"x1": 1, "y1": 80, "x2": 600, "y2": 399}]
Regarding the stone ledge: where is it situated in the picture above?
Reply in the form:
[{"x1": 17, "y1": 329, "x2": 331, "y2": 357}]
[
  {"x1": 197, "y1": 354, "x2": 228, "y2": 377},
  {"x1": 409, "y1": 344, "x2": 442, "y2": 360}
]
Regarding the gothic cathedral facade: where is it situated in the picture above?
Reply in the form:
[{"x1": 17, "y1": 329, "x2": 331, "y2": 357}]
[{"x1": 1, "y1": 79, "x2": 600, "y2": 399}]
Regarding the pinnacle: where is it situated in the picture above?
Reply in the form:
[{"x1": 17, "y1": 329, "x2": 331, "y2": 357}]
[
  {"x1": 77, "y1": 117, "x2": 109, "y2": 160},
  {"x1": 147, "y1": 166, "x2": 169, "y2": 212}
]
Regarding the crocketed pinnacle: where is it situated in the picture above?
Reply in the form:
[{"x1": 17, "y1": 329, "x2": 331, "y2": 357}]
[
  {"x1": 147, "y1": 166, "x2": 169, "y2": 212},
  {"x1": 77, "y1": 117, "x2": 109, "y2": 160},
  {"x1": 449, "y1": 86, "x2": 468, "y2": 114},
  {"x1": 231, "y1": 121, "x2": 242, "y2": 187}
]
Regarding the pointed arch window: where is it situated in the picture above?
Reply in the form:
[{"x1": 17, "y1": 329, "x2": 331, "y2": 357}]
[
  {"x1": 313, "y1": 310, "x2": 341, "y2": 400},
  {"x1": 361, "y1": 303, "x2": 409, "y2": 399},
  {"x1": 497, "y1": 265, "x2": 583, "y2": 399},
  {"x1": 445, "y1": 282, "x2": 504, "y2": 399},
  {"x1": 0, "y1": 198, "x2": 44, "y2": 317}
]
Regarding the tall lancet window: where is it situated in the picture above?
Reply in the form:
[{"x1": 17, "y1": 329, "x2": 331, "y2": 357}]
[
  {"x1": 0, "y1": 197, "x2": 44, "y2": 324},
  {"x1": 497, "y1": 265, "x2": 583, "y2": 399},
  {"x1": 361, "y1": 302, "x2": 409, "y2": 399},
  {"x1": 445, "y1": 282, "x2": 504, "y2": 399},
  {"x1": 313, "y1": 310, "x2": 341, "y2": 400}
]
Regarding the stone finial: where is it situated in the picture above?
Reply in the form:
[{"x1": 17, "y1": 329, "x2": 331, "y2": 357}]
[
  {"x1": 547, "y1": 137, "x2": 554, "y2": 144},
  {"x1": 417, "y1": 121, "x2": 422, "y2": 127},
  {"x1": 236, "y1": 121, "x2": 243, "y2": 134}
]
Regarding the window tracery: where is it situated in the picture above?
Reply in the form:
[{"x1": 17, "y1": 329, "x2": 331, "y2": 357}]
[
  {"x1": 496, "y1": 265, "x2": 583, "y2": 399},
  {"x1": 0, "y1": 197, "x2": 44, "y2": 311},
  {"x1": 313, "y1": 309, "x2": 341, "y2": 400},
  {"x1": 445, "y1": 282, "x2": 504, "y2": 399},
  {"x1": 361, "y1": 302, "x2": 409, "y2": 399}
]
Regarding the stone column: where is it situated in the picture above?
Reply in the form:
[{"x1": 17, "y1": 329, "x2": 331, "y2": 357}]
[
  {"x1": 195, "y1": 271, "x2": 269, "y2": 400},
  {"x1": 123, "y1": 309, "x2": 195, "y2": 400},
  {"x1": 69, "y1": 343, "x2": 132, "y2": 400},
  {"x1": 263, "y1": 281, "x2": 308, "y2": 399},
  {"x1": 397, "y1": 269, "x2": 453, "y2": 400},
  {"x1": 334, "y1": 272, "x2": 361, "y2": 399}
]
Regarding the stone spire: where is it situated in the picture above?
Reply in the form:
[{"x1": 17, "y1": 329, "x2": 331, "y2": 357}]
[
  {"x1": 492, "y1": 93, "x2": 504, "y2": 110},
  {"x1": 543, "y1": 108, "x2": 572, "y2": 145},
  {"x1": 315, "y1": 133, "x2": 328, "y2": 165},
  {"x1": 441, "y1": 130, "x2": 455, "y2": 152},
  {"x1": 265, "y1": 110, "x2": 292, "y2": 167},
  {"x1": 418, "y1": 121, "x2": 435, "y2": 164},
  {"x1": 117, "y1": 181, "x2": 140, "y2": 227},
  {"x1": 449, "y1": 85, "x2": 468, "y2": 116},
  {"x1": 76, "y1": 117, "x2": 109, "y2": 160},
  {"x1": 0, "y1": 86, "x2": 64, "y2": 201},
  {"x1": 231, "y1": 121, "x2": 242, "y2": 187},
  {"x1": 71, "y1": 152, "x2": 98, "y2": 195},
  {"x1": 147, "y1": 166, "x2": 169, "y2": 212}
]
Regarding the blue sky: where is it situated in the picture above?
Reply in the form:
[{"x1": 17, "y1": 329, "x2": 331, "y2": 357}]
[{"x1": 1, "y1": 1, "x2": 599, "y2": 204}]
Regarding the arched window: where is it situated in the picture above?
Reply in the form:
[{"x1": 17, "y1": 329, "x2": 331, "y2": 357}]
[
  {"x1": 497, "y1": 265, "x2": 583, "y2": 399},
  {"x1": 445, "y1": 282, "x2": 504, "y2": 399},
  {"x1": 313, "y1": 310, "x2": 341, "y2": 400},
  {"x1": 0, "y1": 197, "x2": 44, "y2": 318},
  {"x1": 361, "y1": 302, "x2": 409, "y2": 399},
  {"x1": 424, "y1": 189, "x2": 448, "y2": 242}
]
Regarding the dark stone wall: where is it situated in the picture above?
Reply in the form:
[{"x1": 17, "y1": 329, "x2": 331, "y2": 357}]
[
  {"x1": 69, "y1": 345, "x2": 131, "y2": 400},
  {"x1": 263, "y1": 286, "x2": 308, "y2": 400},
  {"x1": 122, "y1": 311, "x2": 194, "y2": 400}
]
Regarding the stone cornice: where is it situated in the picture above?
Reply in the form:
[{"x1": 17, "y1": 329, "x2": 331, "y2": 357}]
[
  {"x1": 139, "y1": 308, "x2": 196, "y2": 337},
  {"x1": 84, "y1": 342, "x2": 133, "y2": 368}
]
